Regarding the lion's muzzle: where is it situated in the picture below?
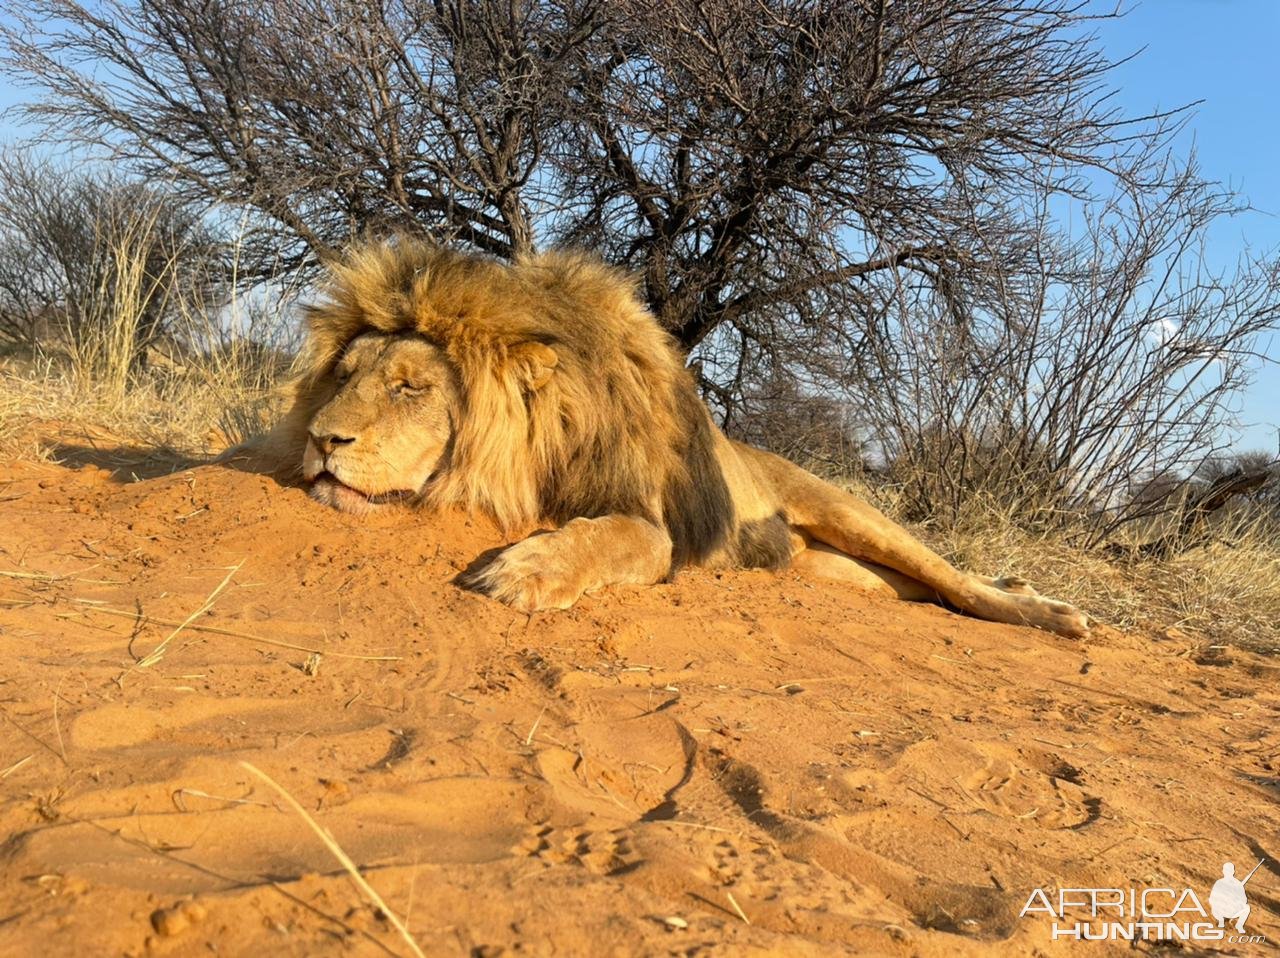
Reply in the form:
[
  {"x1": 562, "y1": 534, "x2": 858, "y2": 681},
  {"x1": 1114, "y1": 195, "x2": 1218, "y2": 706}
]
[
  {"x1": 308, "y1": 471, "x2": 419, "y2": 514},
  {"x1": 303, "y1": 434, "x2": 420, "y2": 514}
]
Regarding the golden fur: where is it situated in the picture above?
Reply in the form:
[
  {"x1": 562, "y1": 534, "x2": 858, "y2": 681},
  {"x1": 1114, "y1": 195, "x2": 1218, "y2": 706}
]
[{"x1": 253, "y1": 238, "x2": 1089, "y2": 637}]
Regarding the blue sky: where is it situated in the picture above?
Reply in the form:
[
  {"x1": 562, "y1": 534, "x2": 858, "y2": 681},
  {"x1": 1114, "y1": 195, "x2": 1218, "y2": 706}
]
[
  {"x1": 1, "y1": 1, "x2": 1276, "y2": 451},
  {"x1": 1092, "y1": 0, "x2": 1280, "y2": 452}
]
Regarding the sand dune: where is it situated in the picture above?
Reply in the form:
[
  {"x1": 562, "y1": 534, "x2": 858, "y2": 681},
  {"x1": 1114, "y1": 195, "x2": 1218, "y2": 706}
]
[{"x1": 1, "y1": 457, "x2": 1276, "y2": 955}]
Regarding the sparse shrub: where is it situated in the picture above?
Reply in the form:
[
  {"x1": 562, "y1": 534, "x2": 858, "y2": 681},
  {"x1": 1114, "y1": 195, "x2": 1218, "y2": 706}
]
[
  {"x1": 0, "y1": 154, "x2": 298, "y2": 456},
  {"x1": 0, "y1": 153, "x2": 228, "y2": 394}
]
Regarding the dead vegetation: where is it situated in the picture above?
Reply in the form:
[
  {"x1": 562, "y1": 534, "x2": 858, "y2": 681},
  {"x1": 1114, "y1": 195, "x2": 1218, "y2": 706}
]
[{"x1": 837, "y1": 472, "x2": 1280, "y2": 655}]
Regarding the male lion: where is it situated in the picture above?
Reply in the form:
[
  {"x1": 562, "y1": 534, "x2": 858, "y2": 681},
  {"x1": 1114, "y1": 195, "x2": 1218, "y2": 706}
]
[{"x1": 255, "y1": 238, "x2": 1088, "y2": 637}]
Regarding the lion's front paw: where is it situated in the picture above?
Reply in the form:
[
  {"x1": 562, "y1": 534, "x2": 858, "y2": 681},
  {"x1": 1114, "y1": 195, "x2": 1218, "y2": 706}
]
[{"x1": 464, "y1": 535, "x2": 588, "y2": 613}]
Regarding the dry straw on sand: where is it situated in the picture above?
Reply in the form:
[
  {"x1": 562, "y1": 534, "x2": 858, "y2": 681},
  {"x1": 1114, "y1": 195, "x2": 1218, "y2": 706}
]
[{"x1": 240, "y1": 761, "x2": 426, "y2": 958}]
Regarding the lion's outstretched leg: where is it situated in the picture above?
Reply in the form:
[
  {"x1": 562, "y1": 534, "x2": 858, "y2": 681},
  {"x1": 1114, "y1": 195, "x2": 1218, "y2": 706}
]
[
  {"x1": 790, "y1": 538, "x2": 938, "y2": 601},
  {"x1": 740, "y1": 446, "x2": 1089, "y2": 637},
  {"x1": 797, "y1": 491, "x2": 1087, "y2": 636},
  {"x1": 792, "y1": 539, "x2": 1046, "y2": 604},
  {"x1": 464, "y1": 515, "x2": 672, "y2": 612}
]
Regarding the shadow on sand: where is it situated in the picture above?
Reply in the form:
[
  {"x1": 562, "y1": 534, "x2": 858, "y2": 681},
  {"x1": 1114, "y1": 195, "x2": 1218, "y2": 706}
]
[
  {"x1": 46, "y1": 439, "x2": 300, "y2": 486},
  {"x1": 47, "y1": 442, "x2": 204, "y2": 482}
]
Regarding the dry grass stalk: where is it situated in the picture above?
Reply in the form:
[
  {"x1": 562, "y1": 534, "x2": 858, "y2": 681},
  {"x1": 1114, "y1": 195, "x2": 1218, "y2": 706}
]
[
  {"x1": 0, "y1": 566, "x2": 98, "y2": 582},
  {"x1": 71, "y1": 600, "x2": 402, "y2": 661},
  {"x1": 240, "y1": 761, "x2": 426, "y2": 958},
  {"x1": 0, "y1": 754, "x2": 34, "y2": 779},
  {"x1": 133, "y1": 561, "x2": 243, "y2": 669},
  {"x1": 524, "y1": 706, "x2": 547, "y2": 746}
]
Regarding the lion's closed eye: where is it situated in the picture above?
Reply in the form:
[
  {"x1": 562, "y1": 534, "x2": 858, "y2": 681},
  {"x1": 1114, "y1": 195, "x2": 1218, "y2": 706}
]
[{"x1": 391, "y1": 379, "x2": 430, "y2": 397}]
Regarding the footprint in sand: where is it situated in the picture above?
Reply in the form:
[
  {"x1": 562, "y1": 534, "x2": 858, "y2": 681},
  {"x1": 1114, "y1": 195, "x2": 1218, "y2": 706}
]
[
  {"x1": 513, "y1": 825, "x2": 641, "y2": 876},
  {"x1": 962, "y1": 746, "x2": 1101, "y2": 829},
  {"x1": 694, "y1": 750, "x2": 1022, "y2": 941}
]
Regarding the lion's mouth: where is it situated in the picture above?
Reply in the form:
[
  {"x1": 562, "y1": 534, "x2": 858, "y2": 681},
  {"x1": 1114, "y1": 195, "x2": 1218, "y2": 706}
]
[{"x1": 310, "y1": 471, "x2": 418, "y2": 507}]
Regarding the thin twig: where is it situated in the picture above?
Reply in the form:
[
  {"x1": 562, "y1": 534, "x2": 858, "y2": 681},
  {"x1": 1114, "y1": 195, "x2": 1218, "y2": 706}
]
[
  {"x1": 0, "y1": 754, "x2": 34, "y2": 779},
  {"x1": 135, "y1": 562, "x2": 243, "y2": 668},
  {"x1": 73, "y1": 600, "x2": 400, "y2": 661},
  {"x1": 241, "y1": 762, "x2": 426, "y2": 958},
  {"x1": 525, "y1": 706, "x2": 546, "y2": 746},
  {"x1": 0, "y1": 565, "x2": 98, "y2": 582}
]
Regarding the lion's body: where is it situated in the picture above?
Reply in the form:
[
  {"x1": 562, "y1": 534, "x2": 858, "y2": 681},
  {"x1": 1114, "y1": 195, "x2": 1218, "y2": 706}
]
[{"x1": 256, "y1": 239, "x2": 1088, "y2": 637}]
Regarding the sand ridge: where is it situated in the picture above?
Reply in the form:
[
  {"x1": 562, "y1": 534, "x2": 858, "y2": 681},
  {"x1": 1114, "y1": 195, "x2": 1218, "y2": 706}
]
[{"x1": 0, "y1": 457, "x2": 1276, "y2": 955}]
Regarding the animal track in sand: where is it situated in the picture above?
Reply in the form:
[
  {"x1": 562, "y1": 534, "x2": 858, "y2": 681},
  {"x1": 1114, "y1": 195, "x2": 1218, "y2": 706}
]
[
  {"x1": 513, "y1": 825, "x2": 641, "y2": 876},
  {"x1": 961, "y1": 747, "x2": 1101, "y2": 829}
]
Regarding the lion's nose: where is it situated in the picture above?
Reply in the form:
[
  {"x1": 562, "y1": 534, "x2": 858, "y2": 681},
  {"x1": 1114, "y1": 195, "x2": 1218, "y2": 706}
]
[{"x1": 310, "y1": 432, "x2": 356, "y2": 456}]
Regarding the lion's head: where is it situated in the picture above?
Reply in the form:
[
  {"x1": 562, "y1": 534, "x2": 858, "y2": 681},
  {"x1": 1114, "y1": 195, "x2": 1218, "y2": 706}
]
[
  {"x1": 286, "y1": 240, "x2": 568, "y2": 524},
  {"x1": 270, "y1": 237, "x2": 731, "y2": 566},
  {"x1": 301, "y1": 332, "x2": 462, "y2": 515}
]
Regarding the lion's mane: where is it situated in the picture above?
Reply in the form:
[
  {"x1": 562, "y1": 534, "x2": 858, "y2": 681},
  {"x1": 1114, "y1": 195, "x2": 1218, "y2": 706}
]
[{"x1": 281, "y1": 239, "x2": 734, "y2": 568}]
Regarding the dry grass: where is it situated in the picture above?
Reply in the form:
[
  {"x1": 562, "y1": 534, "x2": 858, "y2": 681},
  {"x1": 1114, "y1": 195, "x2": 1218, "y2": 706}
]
[
  {"x1": 64, "y1": 202, "x2": 181, "y2": 404},
  {"x1": 0, "y1": 196, "x2": 296, "y2": 463},
  {"x1": 0, "y1": 347, "x2": 288, "y2": 465},
  {"x1": 845, "y1": 477, "x2": 1280, "y2": 654}
]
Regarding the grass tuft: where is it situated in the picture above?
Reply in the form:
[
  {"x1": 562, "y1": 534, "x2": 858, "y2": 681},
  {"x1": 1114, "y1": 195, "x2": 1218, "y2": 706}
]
[{"x1": 844, "y1": 477, "x2": 1280, "y2": 653}]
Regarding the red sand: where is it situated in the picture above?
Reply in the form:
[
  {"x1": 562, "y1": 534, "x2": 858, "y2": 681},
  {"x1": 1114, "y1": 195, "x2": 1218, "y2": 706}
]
[{"x1": 0, "y1": 454, "x2": 1276, "y2": 955}]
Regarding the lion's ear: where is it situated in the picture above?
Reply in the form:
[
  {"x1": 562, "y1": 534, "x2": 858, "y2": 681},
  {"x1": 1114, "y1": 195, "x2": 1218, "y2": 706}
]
[{"x1": 510, "y1": 342, "x2": 558, "y2": 391}]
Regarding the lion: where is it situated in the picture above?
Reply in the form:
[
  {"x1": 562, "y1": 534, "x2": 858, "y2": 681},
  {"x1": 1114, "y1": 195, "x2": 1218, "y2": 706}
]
[{"x1": 250, "y1": 238, "x2": 1088, "y2": 637}]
